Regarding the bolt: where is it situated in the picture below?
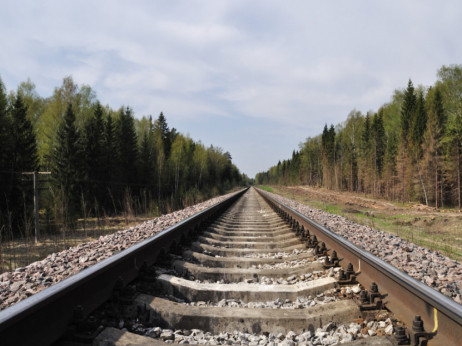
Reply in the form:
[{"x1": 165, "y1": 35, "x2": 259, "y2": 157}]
[
  {"x1": 412, "y1": 315, "x2": 424, "y2": 332},
  {"x1": 346, "y1": 263, "x2": 354, "y2": 278},
  {"x1": 394, "y1": 326, "x2": 408, "y2": 344},
  {"x1": 331, "y1": 251, "x2": 338, "y2": 261},
  {"x1": 370, "y1": 282, "x2": 378, "y2": 293}
]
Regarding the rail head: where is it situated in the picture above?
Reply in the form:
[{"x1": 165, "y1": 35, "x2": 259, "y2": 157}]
[
  {"x1": 256, "y1": 187, "x2": 462, "y2": 345},
  {"x1": 0, "y1": 188, "x2": 248, "y2": 346}
]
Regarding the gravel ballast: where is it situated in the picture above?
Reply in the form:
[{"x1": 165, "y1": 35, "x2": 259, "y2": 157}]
[{"x1": 115, "y1": 317, "x2": 395, "y2": 345}]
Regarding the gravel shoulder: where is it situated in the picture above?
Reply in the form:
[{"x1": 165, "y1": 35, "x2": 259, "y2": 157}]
[
  {"x1": 270, "y1": 185, "x2": 462, "y2": 261},
  {"x1": 0, "y1": 191, "x2": 240, "y2": 311},
  {"x1": 262, "y1": 187, "x2": 462, "y2": 304}
]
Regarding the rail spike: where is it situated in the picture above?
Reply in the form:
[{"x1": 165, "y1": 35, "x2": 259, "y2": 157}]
[
  {"x1": 356, "y1": 281, "x2": 388, "y2": 310},
  {"x1": 315, "y1": 242, "x2": 328, "y2": 256},
  {"x1": 306, "y1": 235, "x2": 318, "y2": 248},
  {"x1": 338, "y1": 262, "x2": 357, "y2": 285}
]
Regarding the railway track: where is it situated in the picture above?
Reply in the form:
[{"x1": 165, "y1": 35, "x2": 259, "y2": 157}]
[{"x1": 0, "y1": 187, "x2": 461, "y2": 345}]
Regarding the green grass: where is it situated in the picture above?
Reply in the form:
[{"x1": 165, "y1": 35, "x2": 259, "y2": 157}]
[{"x1": 258, "y1": 185, "x2": 273, "y2": 192}]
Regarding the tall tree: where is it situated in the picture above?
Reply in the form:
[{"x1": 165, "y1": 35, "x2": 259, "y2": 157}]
[
  {"x1": 115, "y1": 107, "x2": 138, "y2": 188},
  {"x1": 437, "y1": 65, "x2": 462, "y2": 208},
  {"x1": 0, "y1": 77, "x2": 13, "y2": 223},
  {"x1": 52, "y1": 103, "x2": 84, "y2": 223},
  {"x1": 372, "y1": 110, "x2": 386, "y2": 178},
  {"x1": 410, "y1": 90, "x2": 427, "y2": 158},
  {"x1": 398, "y1": 80, "x2": 417, "y2": 201},
  {"x1": 82, "y1": 101, "x2": 106, "y2": 207},
  {"x1": 11, "y1": 94, "x2": 39, "y2": 172},
  {"x1": 422, "y1": 87, "x2": 445, "y2": 207},
  {"x1": 153, "y1": 113, "x2": 170, "y2": 199},
  {"x1": 401, "y1": 79, "x2": 417, "y2": 143},
  {"x1": 359, "y1": 114, "x2": 374, "y2": 193},
  {"x1": 138, "y1": 116, "x2": 156, "y2": 191},
  {"x1": 8, "y1": 94, "x2": 40, "y2": 233},
  {"x1": 16, "y1": 78, "x2": 44, "y2": 128},
  {"x1": 101, "y1": 114, "x2": 117, "y2": 212},
  {"x1": 321, "y1": 124, "x2": 336, "y2": 189}
]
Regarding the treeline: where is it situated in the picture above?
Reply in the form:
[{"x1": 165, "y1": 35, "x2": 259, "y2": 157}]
[
  {"x1": 0, "y1": 76, "x2": 248, "y2": 237},
  {"x1": 256, "y1": 64, "x2": 462, "y2": 209}
]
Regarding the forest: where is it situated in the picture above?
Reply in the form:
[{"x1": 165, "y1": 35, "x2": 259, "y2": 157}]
[
  {"x1": 0, "y1": 76, "x2": 248, "y2": 238},
  {"x1": 256, "y1": 65, "x2": 462, "y2": 209}
]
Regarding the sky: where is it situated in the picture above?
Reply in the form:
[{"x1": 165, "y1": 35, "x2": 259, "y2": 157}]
[{"x1": 1, "y1": 1, "x2": 461, "y2": 177}]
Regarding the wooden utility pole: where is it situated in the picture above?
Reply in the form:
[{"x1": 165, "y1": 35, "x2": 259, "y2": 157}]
[{"x1": 22, "y1": 171, "x2": 51, "y2": 243}]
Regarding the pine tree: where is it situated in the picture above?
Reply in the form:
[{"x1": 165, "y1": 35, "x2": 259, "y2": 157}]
[
  {"x1": 0, "y1": 77, "x2": 13, "y2": 223},
  {"x1": 383, "y1": 133, "x2": 398, "y2": 199},
  {"x1": 372, "y1": 110, "x2": 386, "y2": 178},
  {"x1": 12, "y1": 95, "x2": 39, "y2": 174},
  {"x1": 410, "y1": 90, "x2": 427, "y2": 158},
  {"x1": 153, "y1": 113, "x2": 171, "y2": 199},
  {"x1": 6, "y1": 94, "x2": 40, "y2": 233},
  {"x1": 359, "y1": 115, "x2": 373, "y2": 193},
  {"x1": 398, "y1": 80, "x2": 417, "y2": 201},
  {"x1": 102, "y1": 114, "x2": 117, "y2": 212},
  {"x1": 115, "y1": 107, "x2": 138, "y2": 187},
  {"x1": 321, "y1": 124, "x2": 336, "y2": 188},
  {"x1": 422, "y1": 87, "x2": 446, "y2": 207},
  {"x1": 52, "y1": 103, "x2": 84, "y2": 223},
  {"x1": 139, "y1": 116, "x2": 156, "y2": 190},
  {"x1": 82, "y1": 101, "x2": 106, "y2": 207},
  {"x1": 401, "y1": 79, "x2": 416, "y2": 143},
  {"x1": 445, "y1": 114, "x2": 462, "y2": 209}
]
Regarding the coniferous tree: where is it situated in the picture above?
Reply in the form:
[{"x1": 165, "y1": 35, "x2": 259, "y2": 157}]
[
  {"x1": 153, "y1": 113, "x2": 170, "y2": 199},
  {"x1": 115, "y1": 107, "x2": 138, "y2": 196},
  {"x1": 102, "y1": 114, "x2": 117, "y2": 212},
  {"x1": 383, "y1": 133, "x2": 398, "y2": 199},
  {"x1": 0, "y1": 77, "x2": 13, "y2": 223},
  {"x1": 401, "y1": 79, "x2": 416, "y2": 143},
  {"x1": 372, "y1": 110, "x2": 386, "y2": 178},
  {"x1": 445, "y1": 113, "x2": 462, "y2": 209},
  {"x1": 422, "y1": 87, "x2": 446, "y2": 207},
  {"x1": 52, "y1": 103, "x2": 84, "y2": 223},
  {"x1": 82, "y1": 101, "x2": 106, "y2": 207},
  {"x1": 398, "y1": 80, "x2": 417, "y2": 201},
  {"x1": 138, "y1": 116, "x2": 156, "y2": 192},
  {"x1": 360, "y1": 114, "x2": 373, "y2": 193},
  {"x1": 410, "y1": 91, "x2": 427, "y2": 158},
  {"x1": 438, "y1": 65, "x2": 462, "y2": 208},
  {"x1": 8, "y1": 94, "x2": 40, "y2": 234}
]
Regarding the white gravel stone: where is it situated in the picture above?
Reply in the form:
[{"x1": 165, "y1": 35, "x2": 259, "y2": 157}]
[{"x1": 384, "y1": 324, "x2": 394, "y2": 335}]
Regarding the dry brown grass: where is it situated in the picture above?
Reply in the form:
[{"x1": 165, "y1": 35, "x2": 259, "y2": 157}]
[{"x1": 0, "y1": 215, "x2": 152, "y2": 273}]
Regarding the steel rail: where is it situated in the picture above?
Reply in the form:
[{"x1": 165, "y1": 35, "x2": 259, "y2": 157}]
[
  {"x1": 0, "y1": 188, "x2": 248, "y2": 346},
  {"x1": 256, "y1": 188, "x2": 462, "y2": 345}
]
